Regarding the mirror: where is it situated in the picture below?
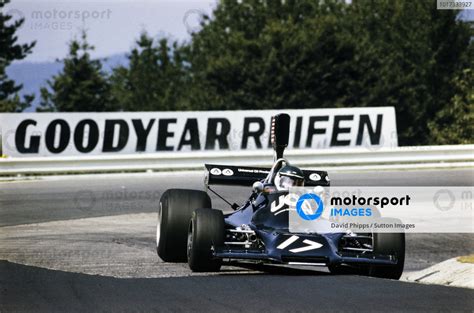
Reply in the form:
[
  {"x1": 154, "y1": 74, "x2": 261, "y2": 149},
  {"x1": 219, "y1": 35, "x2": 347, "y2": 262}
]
[{"x1": 252, "y1": 181, "x2": 264, "y2": 193}]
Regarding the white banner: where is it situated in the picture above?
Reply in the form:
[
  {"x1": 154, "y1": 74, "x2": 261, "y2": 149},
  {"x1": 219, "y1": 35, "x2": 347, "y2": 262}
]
[{"x1": 0, "y1": 108, "x2": 397, "y2": 157}]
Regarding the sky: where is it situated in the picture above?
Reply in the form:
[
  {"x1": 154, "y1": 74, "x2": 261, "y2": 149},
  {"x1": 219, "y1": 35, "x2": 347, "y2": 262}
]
[
  {"x1": 4, "y1": 0, "x2": 474, "y2": 63},
  {"x1": 5, "y1": 0, "x2": 217, "y2": 63}
]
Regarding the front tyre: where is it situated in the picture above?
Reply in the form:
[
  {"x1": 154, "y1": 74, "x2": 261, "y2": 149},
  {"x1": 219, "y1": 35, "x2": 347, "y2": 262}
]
[
  {"x1": 369, "y1": 232, "x2": 405, "y2": 280},
  {"x1": 157, "y1": 189, "x2": 211, "y2": 262},
  {"x1": 187, "y1": 208, "x2": 225, "y2": 272}
]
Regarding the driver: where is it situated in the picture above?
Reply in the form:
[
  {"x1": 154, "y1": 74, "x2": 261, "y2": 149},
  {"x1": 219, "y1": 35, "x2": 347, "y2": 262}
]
[{"x1": 274, "y1": 165, "x2": 305, "y2": 191}]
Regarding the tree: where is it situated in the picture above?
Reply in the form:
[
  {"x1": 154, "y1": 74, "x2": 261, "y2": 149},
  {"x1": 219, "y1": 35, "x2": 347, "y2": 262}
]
[
  {"x1": 348, "y1": 0, "x2": 472, "y2": 145},
  {"x1": 110, "y1": 32, "x2": 190, "y2": 111},
  {"x1": 38, "y1": 32, "x2": 115, "y2": 112},
  {"x1": 188, "y1": 0, "x2": 356, "y2": 111},
  {"x1": 429, "y1": 68, "x2": 473, "y2": 144},
  {"x1": 0, "y1": 0, "x2": 36, "y2": 112},
  {"x1": 185, "y1": 0, "x2": 472, "y2": 145}
]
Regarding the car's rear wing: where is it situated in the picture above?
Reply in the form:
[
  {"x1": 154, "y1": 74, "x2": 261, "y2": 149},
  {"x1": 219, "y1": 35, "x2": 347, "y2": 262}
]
[{"x1": 204, "y1": 164, "x2": 330, "y2": 187}]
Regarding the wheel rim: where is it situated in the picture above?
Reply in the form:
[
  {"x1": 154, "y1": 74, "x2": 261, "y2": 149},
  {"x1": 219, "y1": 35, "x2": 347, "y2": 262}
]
[{"x1": 187, "y1": 223, "x2": 193, "y2": 261}]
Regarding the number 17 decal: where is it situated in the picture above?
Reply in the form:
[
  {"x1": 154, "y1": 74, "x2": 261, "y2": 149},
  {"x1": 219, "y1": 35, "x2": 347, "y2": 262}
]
[{"x1": 276, "y1": 235, "x2": 323, "y2": 253}]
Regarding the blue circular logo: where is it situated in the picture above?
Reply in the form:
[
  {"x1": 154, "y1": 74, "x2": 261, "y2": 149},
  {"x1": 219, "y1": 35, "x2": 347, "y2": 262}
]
[{"x1": 296, "y1": 193, "x2": 324, "y2": 220}]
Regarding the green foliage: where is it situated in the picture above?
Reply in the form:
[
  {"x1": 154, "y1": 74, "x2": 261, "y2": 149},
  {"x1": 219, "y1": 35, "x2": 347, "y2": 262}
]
[
  {"x1": 0, "y1": 94, "x2": 34, "y2": 112},
  {"x1": 186, "y1": 0, "x2": 472, "y2": 145},
  {"x1": 188, "y1": 0, "x2": 356, "y2": 110},
  {"x1": 429, "y1": 68, "x2": 474, "y2": 144},
  {"x1": 0, "y1": 0, "x2": 36, "y2": 112},
  {"x1": 110, "y1": 32, "x2": 190, "y2": 111},
  {"x1": 38, "y1": 32, "x2": 115, "y2": 112},
  {"x1": 348, "y1": 0, "x2": 472, "y2": 145}
]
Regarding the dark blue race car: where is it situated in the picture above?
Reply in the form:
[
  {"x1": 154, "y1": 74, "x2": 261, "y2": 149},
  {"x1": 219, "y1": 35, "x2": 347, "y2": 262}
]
[{"x1": 156, "y1": 114, "x2": 405, "y2": 279}]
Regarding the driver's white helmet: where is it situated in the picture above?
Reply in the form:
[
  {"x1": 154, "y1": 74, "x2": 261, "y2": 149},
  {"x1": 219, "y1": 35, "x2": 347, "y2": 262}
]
[{"x1": 274, "y1": 165, "x2": 305, "y2": 191}]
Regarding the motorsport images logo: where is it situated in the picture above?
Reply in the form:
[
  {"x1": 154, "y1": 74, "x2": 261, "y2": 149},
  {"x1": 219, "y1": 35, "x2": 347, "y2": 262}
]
[
  {"x1": 296, "y1": 193, "x2": 324, "y2": 220},
  {"x1": 290, "y1": 186, "x2": 473, "y2": 233},
  {"x1": 295, "y1": 192, "x2": 411, "y2": 221}
]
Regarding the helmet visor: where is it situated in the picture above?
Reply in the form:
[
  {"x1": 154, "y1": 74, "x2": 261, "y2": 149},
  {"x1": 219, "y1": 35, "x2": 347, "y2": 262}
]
[{"x1": 278, "y1": 175, "x2": 304, "y2": 189}]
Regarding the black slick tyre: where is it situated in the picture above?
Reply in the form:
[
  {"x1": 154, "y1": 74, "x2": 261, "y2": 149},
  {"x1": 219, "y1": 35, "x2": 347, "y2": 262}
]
[
  {"x1": 157, "y1": 189, "x2": 211, "y2": 262},
  {"x1": 187, "y1": 208, "x2": 225, "y2": 272},
  {"x1": 369, "y1": 232, "x2": 405, "y2": 280}
]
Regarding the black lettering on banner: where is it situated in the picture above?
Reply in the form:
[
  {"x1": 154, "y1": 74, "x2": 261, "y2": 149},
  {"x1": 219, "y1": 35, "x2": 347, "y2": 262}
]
[
  {"x1": 356, "y1": 114, "x2": 383, "y2": 145},
  {"x1": 306, "y1": 116, "x2": 328, "y2": 147},
  {"x1": 178, "y1": 118, "x2": 201, "y2": 150},
  {"x1": 330, "y1": 115, "x2": 353, "y2": 146},
  {"x1": 103, "y1": 119, "x2": 129, "y2": 152},
  {"x1": 241, "y1": 117, "x2": 265, "y2": 149},
  {"x1": 331, "y1": 115, "x2": 354, "y2": 147},
  {"x1": 74, "y1": 119, "x2": 99, "y2": 153},
  {"x1": 157, "y1": 119, "x2": 176, "y2": 151},
  {"x1": 15, "y1": 119, "x2": 40, "y2": 153},
  {"x1": 293, "y1": 116, "x2": 302, "y2": 148},
  {"x1": 132, "y1": 119, "x2": 155, "y2": 152},
  {"x1": 205, "y1": 118, "x2": 230, "y2": 150},
  {"x1": 45, "y1": 119, "x2": 70, "y2": 153}
]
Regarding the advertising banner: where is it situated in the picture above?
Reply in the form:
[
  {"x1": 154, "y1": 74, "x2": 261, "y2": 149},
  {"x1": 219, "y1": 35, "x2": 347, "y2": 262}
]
[{"x1": 0, "y1": 108, "x2": 397, "y2": 157}]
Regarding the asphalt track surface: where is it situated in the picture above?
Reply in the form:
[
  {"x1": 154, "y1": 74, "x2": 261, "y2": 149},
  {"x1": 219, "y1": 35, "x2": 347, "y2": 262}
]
[{"x1": 1, "y1": 168, "x2": 473, "y2": 312}]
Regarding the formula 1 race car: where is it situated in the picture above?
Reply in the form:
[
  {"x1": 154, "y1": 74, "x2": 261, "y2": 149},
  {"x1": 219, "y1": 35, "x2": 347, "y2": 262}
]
[{"x1": 156, "y1": 114, "x2": 405, "y2": 279}]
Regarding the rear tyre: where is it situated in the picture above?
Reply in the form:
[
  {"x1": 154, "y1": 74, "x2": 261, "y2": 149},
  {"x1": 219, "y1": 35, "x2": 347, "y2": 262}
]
[
  {"x1": 187, "y1": 208, "x2": 225, "y2": 272},
  {"x1": 369, "y1": 232, "x2": 405, "y2": 280},
  {"x1": 157, "y1": 189, "x2": 211, "y2": 262}
]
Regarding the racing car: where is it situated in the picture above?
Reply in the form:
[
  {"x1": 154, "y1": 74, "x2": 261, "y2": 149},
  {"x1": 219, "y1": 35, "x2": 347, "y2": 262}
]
[{"x1": 156, "y1": 113, "x2": 405, "y2": 279}]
